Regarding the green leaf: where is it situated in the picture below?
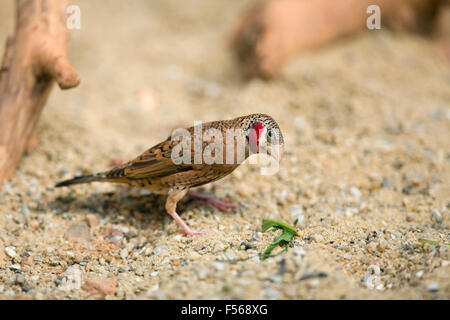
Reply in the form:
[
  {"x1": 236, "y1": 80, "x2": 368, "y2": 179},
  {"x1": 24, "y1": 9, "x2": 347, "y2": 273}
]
[
  {"x1": 261, "y1": 219, "x2": 298, "y2": 260},
  {"x1": 262, "y1": 219, "x2": 298, "y2": 235},
  {"x1": 419, "y1": 239, "x2": 450, "y2": 247}
]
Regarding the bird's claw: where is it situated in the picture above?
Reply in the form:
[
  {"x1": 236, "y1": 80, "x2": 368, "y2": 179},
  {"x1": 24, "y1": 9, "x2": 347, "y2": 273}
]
[{"x1": 184, "y1": 228, "x2": 209, "y2": 236}]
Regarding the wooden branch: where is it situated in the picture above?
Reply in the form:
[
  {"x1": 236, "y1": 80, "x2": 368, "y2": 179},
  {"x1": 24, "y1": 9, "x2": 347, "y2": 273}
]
[
  {"x1": 0, "y1": 0, "x2": 80, "y2": 186},
  {"x1": 230, "y1": 0, "x2": 446, "y2": 79}
]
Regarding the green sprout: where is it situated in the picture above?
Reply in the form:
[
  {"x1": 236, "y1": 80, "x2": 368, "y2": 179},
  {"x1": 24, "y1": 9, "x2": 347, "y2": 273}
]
[
  {"x1": 261, "y1": 219, "x2": 298, "y2": 260},
  {"x1": 418, "y1": 239, "x2": 450, "y2": 247}
]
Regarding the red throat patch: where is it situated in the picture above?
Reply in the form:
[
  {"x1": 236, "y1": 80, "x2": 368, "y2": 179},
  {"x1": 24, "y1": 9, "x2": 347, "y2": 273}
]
[
  {"x1": 249, "y1": 121, "x2": 265, "y2": 153},
  {"x1": 253, "y1": 122, "x2": 265, "y2": 144}
]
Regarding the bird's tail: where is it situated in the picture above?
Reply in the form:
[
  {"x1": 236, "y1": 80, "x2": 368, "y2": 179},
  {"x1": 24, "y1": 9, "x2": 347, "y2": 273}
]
[{"x1": 55, "y1": 172, "x2": 107, "y2": 188}]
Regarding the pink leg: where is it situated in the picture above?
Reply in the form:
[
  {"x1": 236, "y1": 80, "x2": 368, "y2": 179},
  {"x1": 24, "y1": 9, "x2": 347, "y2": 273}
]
[
  {"x1": 165, "y1": 188, "x2": 207, "y2": 236},
  {"x1": 188, "y1": 191, "x2": 241, "y2": 211},
  {"x1": 168, "y1": 211, "x2": 206, "y2": 236}
]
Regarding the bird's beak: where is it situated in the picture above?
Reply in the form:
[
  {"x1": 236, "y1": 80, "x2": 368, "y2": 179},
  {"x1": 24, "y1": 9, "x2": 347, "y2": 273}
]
[{"x1": 268, "y1": 145, "x2": 284, "y2": 161}]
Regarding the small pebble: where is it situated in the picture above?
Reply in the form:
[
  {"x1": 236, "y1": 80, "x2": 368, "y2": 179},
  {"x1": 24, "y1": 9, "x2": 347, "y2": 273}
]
[
  {"x1": 5, "y1": 247, "x2": 16, "y2": 258},
  {"x1": 15, "y1": 274, "x2": 26, "y2": 285},
  {"x1": 214, "y1": 262, "x2": 225, "y2": 271},
  {"x1": 144, "y1": 247, "x2": 153, "y2": 256},
  {"x1": 350, "y1": 187, "x2": 362, "y2": 199},
  {"x1": 8, "y1": 264, "x2": 21, "y2": 271},
  {"x1": 120, "y1": 249, "x2": 128, "y2": 259},
  {"x1": 189, "y1": 251, "x2": 200, "y2": 260},
  {"x1": 381, "y1": 177, "x2": 394, "y2": 188},
  {"x1": 289, "y1": 205, "x2": 304, "y2": 223},
  {"x1": 85, "y1": 214, "x2": 98, "y2": 228},
  {"x1": 198, "y1": 268, "x2": 208, "y2": 280},
  {"x1": 364, "y1": 275, "x2": 375, "y2": 289},
  {"x1": 154, "y1": 246, "x2": 167, "y2": 255},
  {"x1": 65, "y1": 222, "x2": 90, "y2": 243},
  {"x1": 293, "y1": 246, "x2": 306, "y2": 256},
  {"x1": 263, "y1": 289, "x2": 279, "y2": 300},
  {"x1": 366, "y1": 242, "x2": 378, "y2": 254},
  {"x1": 426, "y1": 281, "x2": 439, "y2": 292},
  {"x1": 430, "y1": 209, "x2": 442, "y2": 224},
  {"x1": 22, "y1": 203, "x2": 31, "y2": 215},
  {"x1": 135, "y1": 267, "x2": 144, "y2": 276},
  {"x1": 314, "y1": 234, "x2": 324, "y2": 243},
  {"x1": 82, "y1": 278, "x2": 117, "y2": 296}
]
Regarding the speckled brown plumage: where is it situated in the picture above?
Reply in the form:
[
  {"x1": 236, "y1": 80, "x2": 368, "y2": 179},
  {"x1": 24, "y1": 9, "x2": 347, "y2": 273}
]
[{"x1": 56, "y1": 113, "x2": 284, "y2": 235}]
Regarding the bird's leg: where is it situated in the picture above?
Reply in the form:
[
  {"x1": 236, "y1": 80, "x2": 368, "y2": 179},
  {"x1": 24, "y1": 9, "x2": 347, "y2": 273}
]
[
  {"x1": 166, "y1": 188, "x2": 205, "y2": 236},
  {"x1": 188, "y1": 191, "x2": 240, "y2": 211}
]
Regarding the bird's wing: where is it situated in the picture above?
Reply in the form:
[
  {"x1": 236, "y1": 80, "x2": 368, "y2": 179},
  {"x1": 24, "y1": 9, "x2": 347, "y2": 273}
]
[
  {"x1": 104, "y1": 120, "x2": 232, "y2": 181},
  {"x1": 105, "y1": 137, "x2": 196, "y2": 180}
]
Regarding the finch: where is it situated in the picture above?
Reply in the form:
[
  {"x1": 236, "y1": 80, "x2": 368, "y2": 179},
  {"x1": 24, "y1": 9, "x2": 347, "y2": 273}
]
[{"x1": 56, "y1": 113, "x2": 284, "y2": 235}]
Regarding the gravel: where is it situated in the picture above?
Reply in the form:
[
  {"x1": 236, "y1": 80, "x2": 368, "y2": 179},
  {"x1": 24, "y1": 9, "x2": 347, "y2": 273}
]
[{"x1": 0, "y1": 0, "x2": 448, "y2": 300}]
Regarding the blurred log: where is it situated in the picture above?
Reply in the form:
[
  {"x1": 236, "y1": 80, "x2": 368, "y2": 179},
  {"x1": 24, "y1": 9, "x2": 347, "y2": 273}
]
[
  {"x1": 435, "y1": 2, "x2": 450, "y2": 60},
  {"x1": 230, "y1": 0, "x2": 446, "y2": 79},
  {"x1": 0, "y1": 0, "x2": 80, "y2": 186}
]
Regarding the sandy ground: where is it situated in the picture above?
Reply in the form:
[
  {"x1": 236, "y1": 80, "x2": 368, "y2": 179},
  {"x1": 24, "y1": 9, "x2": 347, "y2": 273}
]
[{"x1": 0, "y1": 0, "x2": 449, "y2": 299}]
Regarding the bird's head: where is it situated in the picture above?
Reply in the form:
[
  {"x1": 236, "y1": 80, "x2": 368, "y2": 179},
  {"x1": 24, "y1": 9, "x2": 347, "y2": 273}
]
[{"x1": 242, "y1": 114, "x2": 284, "y2": 161}]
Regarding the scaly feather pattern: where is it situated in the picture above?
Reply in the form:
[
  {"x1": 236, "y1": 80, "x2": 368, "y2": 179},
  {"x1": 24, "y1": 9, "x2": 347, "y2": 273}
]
[{"x1": 56, "y1": 113, "x2": 284, "y2": 235}]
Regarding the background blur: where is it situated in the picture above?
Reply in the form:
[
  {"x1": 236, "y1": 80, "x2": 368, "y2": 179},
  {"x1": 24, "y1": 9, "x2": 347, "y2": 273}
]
[{"x1": 0, "y1": 0, "x2": 448, "y2": 299}]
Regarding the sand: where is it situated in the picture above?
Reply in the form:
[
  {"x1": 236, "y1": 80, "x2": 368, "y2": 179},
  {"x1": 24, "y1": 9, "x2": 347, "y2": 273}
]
[{"x1": 0, "y1": 0, "x2": 448, "y2": 299}]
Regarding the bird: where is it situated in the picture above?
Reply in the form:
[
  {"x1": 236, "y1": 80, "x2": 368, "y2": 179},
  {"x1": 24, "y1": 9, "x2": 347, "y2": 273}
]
[{"x1": 55, "y1": 113, "x2": 284, "y2": 235}]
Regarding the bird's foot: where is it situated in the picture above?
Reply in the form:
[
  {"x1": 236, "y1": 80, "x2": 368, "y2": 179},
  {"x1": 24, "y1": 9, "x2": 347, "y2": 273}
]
[
  {"x1": 188, "y1": 191, "x2": 240, "y2": 211},
  {"x1": 184, "y1": 227, "x2": 207, "y2": 236},
  {"x1": 168, "y1": 210, "x2": 208, "y2": 236}
]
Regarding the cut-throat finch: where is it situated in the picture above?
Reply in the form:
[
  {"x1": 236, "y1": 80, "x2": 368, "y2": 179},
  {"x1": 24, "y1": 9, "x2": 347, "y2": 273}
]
[{"x1": 56, "y1": 113, "x2": 284, "y2": 235}]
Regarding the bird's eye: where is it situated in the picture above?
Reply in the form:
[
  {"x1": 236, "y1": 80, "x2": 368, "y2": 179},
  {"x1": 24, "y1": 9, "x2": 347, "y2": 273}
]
[{"x1": 267, "y1": 129, "x2": 273, "y2": 138}]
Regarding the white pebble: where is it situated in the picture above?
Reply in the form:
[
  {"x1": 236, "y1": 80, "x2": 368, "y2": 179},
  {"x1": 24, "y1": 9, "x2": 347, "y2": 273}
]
[
  {"x1": 345, "y1": 207, "x2": 358, "y2": 217},
  {"x1": 289, "y1": 205, "x2": 304, "y2": 223},
  {"x1": 426, "y1": 281, "x2": 439, "y2": 292},
  {"x1": 343, "y1": 253, "x2": 352, "y2": 260},
  {"x1": 198, "y1": 268, "x2": 208, "y2": 280},
  {"x1": 294, "y1": 246, "x2": 306, "y2": 256},
  {"x1": 8, "y1": 264, "x2": 21, "y2": 271},
  {"x1": 214, "y1": 262, "x2": 225, "y2": 271},
  {"x1": 314, "y1": 234, "x2": 324, "y2": 243},
  {"x1": 308, "y1": 279, "x2": 320, "y2": 288},
  {"x1": 364, "y1": 275, "x2": 375, "y2": 289},
  {"x1": 430, "y1": 209, "x2": 442, "y2": 224},
  {"x1": 120, "y1": 248, "x2": 128, "y2": 259},
  {"x1": 154, "y1": 246, "x2": 167, "y2": 255},
  {"x1": 350, "y1": 187, "x2": 362, "y2": 199},
  {"x1": 5, "y1": 247, "x2": 16, "y2": 258},
  {"x1": 189, "y1": 251, "x2": 201, "y2": 260},
  {"x1": 144, "y1": 247, "x2": 153, "y2": 256}
]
